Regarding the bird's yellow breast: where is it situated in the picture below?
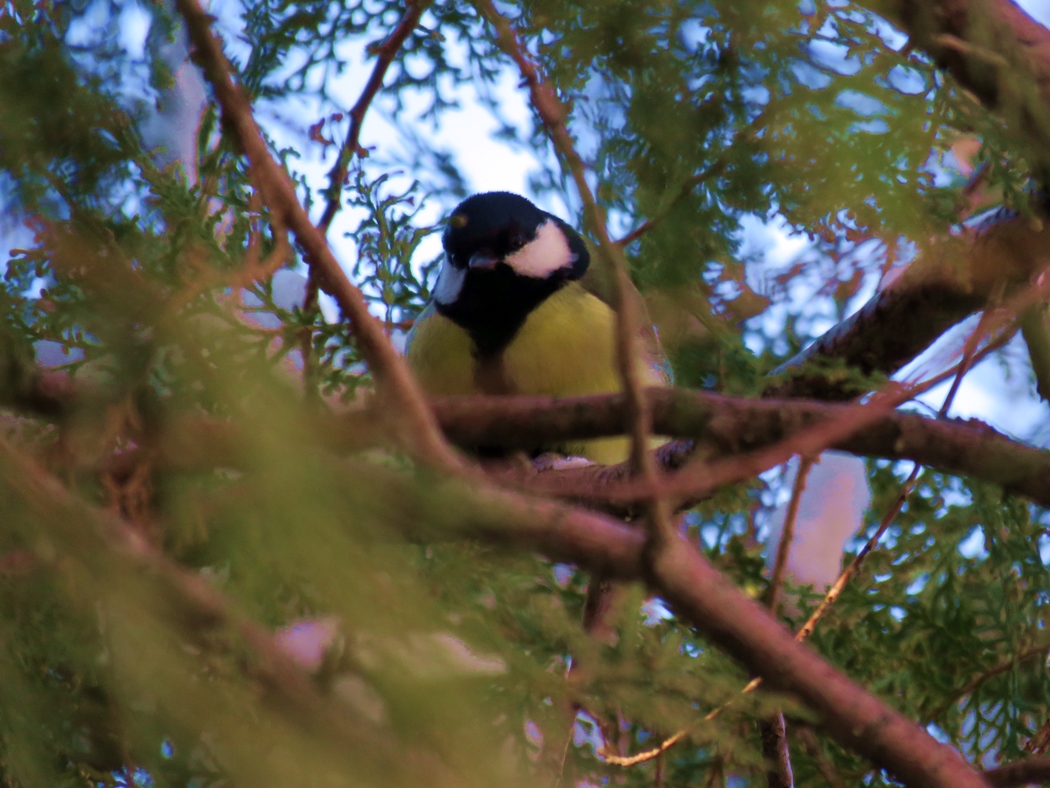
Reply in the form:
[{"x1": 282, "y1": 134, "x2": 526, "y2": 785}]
[{"x1": 406, "y1": 284, "x2": 663, "y2": 463}]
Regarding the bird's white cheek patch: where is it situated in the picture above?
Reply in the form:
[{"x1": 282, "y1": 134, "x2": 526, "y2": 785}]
[
  {"x1": 434, "y1": 262, "x2": 467, "y2": 305},
  {"x1": 505, "y1": 219, "x2": 576, "y2": 278}
]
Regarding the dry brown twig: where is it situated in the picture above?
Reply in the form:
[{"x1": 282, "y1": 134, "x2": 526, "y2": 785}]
[
  {"x1": 764, "y1": 456, "x2": 814, "y2": 613},
  {"x1": 301, "y1": 1, "x2": 427, "y2": 385},
  {"x1": 758, "y1": 456, "x2": 814, "y2": 788},
  {"x1": 471, "y1": 0, "x2": 673, "y2": 545},
  {"x1": 787, "y1": 307, "x2": 981, "y2": 639},
  {"x1": 315, "y1": 1, "x2": 427, "y2": 235},
  {"x1": 176, "y1": 0, "x2": 463, "y2": 473},
  {"x1": 470, "y1": 6, "x2": 676, "y2": 778}
]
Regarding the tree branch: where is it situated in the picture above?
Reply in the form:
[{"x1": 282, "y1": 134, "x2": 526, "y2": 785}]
[
  {"x1": 89, "y1": 384, "x2": 1050, "y2": 518},
  {"x1": 0, "y1": 436, "x2": 419, "y2": 773},
  {"x1": 770, "y1": 210, "x2": 1050, "y2": 399},
  {"x1": 759, "y1": 711, "x2": 794, "y2": 788},
  {"x1": 772, "y1": 0, "x2": 1050, "y2": 400},
  {"x1": 765, "y1": 457, "x2": 813, "y2": 611},
  {"x1": 984, "y1": 755, "x2": 1050, "y2": 787},
  {"x1": 647, "y1": 538, "x2": 987, "y2": 787},
  {"x1": 51, "y1": 401, "x2": 992, "y2": 786},
  {"x1": 336, "y1": 457, "x2": 988, "y2": 787},
  {"x1": 880, "y1": 0, "x2": 1050, "y2": 177},
  {"x1": 390, "y1": 389, "x2": 1050, "y2": 509},
  {"x1": 176, "y1": 0, "x2": 463, "y2": 472},
  {"x1": 473, "y1": 0, "x2": 674, "y2": 549},
  {"x1": 302, "y1": 0, "x2": 426, "y2": 397}
]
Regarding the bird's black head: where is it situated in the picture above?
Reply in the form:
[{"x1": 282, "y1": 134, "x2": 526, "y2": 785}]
[{"x1": 434, "y1": 192, "x2": 589, "y2": 356}]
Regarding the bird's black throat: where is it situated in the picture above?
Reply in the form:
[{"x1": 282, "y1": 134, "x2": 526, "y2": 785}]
[{"x1": 435, "y1": 264, "x2": 569, "y2": 357}]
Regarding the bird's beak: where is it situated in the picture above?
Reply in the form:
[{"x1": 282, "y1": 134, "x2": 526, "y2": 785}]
[{"x1": 468, "y1": 251, "x2": 501, "y2": 271}]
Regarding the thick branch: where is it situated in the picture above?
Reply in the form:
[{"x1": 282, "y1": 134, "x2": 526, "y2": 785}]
[
  {"x1": 102, "y1": 388, "x2": 1050, "y2": 514},
  {"x1": 649, "y1": 539, "x2": 984, "y2": 786},
  {"x1": 880, "y1": 0, "x2": 1050, "y2": 175},
  {"x1": 770, "y1": 210, "x2": 1050, "y2": 399},
  {"x1": 357, "y1": 389, "x2": 1050, "y2": 508},
  {"x1": 984, "y1": 756, "x2": 1050, "y2": 787},
  {"x1": 176, "y1": 0, "x2": 462, "y2": 472},
  {"x1": 774, "y1": 0, "x2": 1050, "y2": 398},
  {"x1": 79, "y1": 403, "x2": 991, "y2": 785}
]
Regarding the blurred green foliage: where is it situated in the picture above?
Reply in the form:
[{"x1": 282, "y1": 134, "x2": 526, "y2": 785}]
[{"x1": 0, "y1": 0, "x2": 1045, "y2": 786}]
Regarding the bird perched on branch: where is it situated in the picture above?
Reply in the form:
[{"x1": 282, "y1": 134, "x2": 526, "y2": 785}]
[{"x1": 406, "y1": 191, "x2": 669, "y2": 464}]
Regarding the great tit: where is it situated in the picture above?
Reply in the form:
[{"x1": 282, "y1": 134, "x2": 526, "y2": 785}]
[{"x1": 406, "y1": 191, "x2": 669, "y2": 464}]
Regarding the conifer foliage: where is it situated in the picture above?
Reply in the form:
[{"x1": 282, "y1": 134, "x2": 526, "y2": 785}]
[{"x1": 1, "y1": 0, "x2": 1050, "y2": 786}]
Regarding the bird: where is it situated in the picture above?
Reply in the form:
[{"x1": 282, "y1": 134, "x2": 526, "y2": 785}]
[{"x1": 405, "y1": 191, "x2": 669, "y2": 465}]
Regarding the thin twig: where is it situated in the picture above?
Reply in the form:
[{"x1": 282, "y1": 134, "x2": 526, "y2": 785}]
[
  {"x1": 615, "y1": 158, "x2": 729, "y2": 248},
  {"x1": 299, "y1": 276, "x2": 321, "y2": 401},
  {"x1": 316, "y1": 0, "x2": 425, "y2": 234},
  {"x1": 902, "y1": 319, "x2": 1017, "y2": 397},
  {"x1": 176, "y1": 0, "x2": 463, "y2": 472},
  {"x1": 926, "y1": 643, "x2": 1050, "y2": 723},
  {"x1": 795, "y1": 726, "x2": 846, "y2": 788},
  {"x1": 791, "y1": 462, "x2": 920, "y2": 644},
  {"x1": 472, "y1": 0, "x2": 673, "y2": 546},
  {"x1": 647, "y1": 532, "x2": 988, "y2": 786},
  {"x1": 604, "y1": 458, "x2": 920, "y2": 769},
  {"x1": 790, "y1": 306, "x2": 980, "y2": 641},
  {"x1": 764, "y1": 457, "x2": 814, "y2": 612},
  {"x1": 760, "y1": 455, "x2": 811, "y2": 788}
]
